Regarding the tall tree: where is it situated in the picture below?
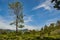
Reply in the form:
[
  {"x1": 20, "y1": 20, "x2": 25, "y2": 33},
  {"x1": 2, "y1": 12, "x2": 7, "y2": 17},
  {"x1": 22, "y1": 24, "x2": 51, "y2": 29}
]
[
  {"x1": 9, "y1": 1, "x2": 24, "y2": 33},
  {"x1": 51, "y1": 0, "x2": 60, "y2": 10},
  {"x1": 56, "y1": 20, "x2": 60, "y2": 26},
  {"x1": 56, "y1": 20, "x2": 60, "y2": 29},
  {"x1": 49, "y1": 23, "x2": 55, "y2": 31},
  {"x1": 43, "y1": 25, "x2": 48, "y2": 33}
]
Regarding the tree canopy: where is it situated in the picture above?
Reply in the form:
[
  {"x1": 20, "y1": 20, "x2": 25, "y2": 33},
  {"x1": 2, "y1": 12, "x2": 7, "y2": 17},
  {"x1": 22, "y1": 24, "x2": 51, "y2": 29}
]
[{"x1": 51, "y1": 0, "x2": 60, "y2": 10}]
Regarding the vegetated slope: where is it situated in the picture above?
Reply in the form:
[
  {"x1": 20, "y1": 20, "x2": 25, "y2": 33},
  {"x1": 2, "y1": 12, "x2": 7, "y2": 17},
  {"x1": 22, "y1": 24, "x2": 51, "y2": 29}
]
[{"x1": 0, "y1": 20, "x2": 60, "y2": 40}]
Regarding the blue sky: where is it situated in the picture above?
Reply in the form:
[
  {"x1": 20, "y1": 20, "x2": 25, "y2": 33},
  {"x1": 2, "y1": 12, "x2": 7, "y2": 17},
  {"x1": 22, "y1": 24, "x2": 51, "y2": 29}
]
[{"x1": 0, "y1": 0, "x2": 60, "y2": 30}]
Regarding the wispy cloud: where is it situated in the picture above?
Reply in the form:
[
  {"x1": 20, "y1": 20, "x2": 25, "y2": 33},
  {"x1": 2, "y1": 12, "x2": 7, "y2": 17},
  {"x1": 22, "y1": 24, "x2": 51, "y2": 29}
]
[
  {"x1": 24, "y1": 15, "x2": 34, "y2": 23},
  {"x1": 0, "y1": 16, "x2": 16, "y2": 30},
  {"x1": 22, "y1": 25, "x2": 41, "y2": 30},
  {"x1": 0, "y1": 15, "x2": 41, "y2": 30},
  {"x1": 45, "y1": 17, "x2": 60, "y2": 26},
  {"x1": 32, "y1": 0, "x2": 52, "y2": 10}
]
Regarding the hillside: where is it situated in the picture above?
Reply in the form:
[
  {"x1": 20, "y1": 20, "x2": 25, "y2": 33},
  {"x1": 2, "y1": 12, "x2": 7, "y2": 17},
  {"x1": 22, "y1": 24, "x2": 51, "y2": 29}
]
[{"x1": 0, "y1": 20, "x2": 60, "y2": 40}]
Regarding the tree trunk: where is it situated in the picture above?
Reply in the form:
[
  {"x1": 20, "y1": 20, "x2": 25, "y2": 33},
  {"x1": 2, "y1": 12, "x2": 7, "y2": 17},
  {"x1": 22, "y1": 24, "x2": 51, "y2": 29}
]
[{"x1": 16, "y1": 16, "x2": 18, "y2": 33}]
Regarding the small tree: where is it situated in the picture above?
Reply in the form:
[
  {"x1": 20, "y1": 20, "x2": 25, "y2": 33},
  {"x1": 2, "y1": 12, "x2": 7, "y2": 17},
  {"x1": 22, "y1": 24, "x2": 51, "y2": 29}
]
[{"x1": 9, "y1": 1, "x2": 24, "y2": 33}]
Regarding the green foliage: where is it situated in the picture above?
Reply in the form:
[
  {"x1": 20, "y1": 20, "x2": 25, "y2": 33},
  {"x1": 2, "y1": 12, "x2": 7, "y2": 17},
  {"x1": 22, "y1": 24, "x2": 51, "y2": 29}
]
[
  {"x1": 0, "y1": 20, "x2": 60, "y2": 40},
  {"x1": 9, "y1": 1, "x2": 24, "y2": 26},
  {"x1": 51, "y1": 0, "x2": 60, "y2": 10}
]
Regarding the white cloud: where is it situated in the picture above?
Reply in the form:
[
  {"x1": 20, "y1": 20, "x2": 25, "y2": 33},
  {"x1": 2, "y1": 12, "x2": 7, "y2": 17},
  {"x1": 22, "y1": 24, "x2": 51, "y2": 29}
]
[
  {"x1": 22, "y1": 25, "x2": 36, "y2": 30},
  {"x1": 0, "y1": 15, "x2": 41, "y2": 30},
  {"x1": 24, "y1": 17, "x2": 32, "y2": 23},
  {"x1": 24, "y1": 15, "x2": 33, "y2": 23},
  {"x1": 22, "y1": 25, "x2": 41, "y2": 30},
  {"x1": 0, "y1": 16, "x2": 16, "y2": 30},
  {"x1": 45, "y1": 17, "x2": 60, "y2": 26},
  {"x1": 32, "y1": 0, "x2": 52, "y2": 10}
]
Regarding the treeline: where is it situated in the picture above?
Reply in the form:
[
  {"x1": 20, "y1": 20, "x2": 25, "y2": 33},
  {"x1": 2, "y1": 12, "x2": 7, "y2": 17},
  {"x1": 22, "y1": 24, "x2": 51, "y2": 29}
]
[
  {"x1": 0, "y1": 20, "x2": 60, "y2": 40},
  {"x1": 40, "y1": 20, "x2": 60, "y2": 36}
]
